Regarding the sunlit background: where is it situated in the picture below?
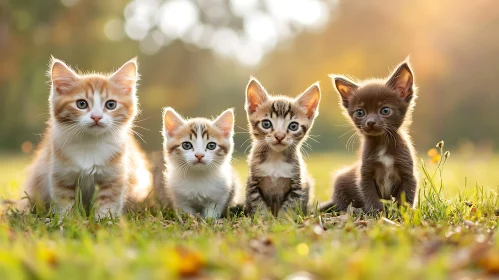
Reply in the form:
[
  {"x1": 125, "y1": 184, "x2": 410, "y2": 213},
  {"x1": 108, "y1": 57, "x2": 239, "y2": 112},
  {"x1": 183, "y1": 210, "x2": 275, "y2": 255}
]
[{"x1": 1, "y1": 0, "x2": 498, "y2": 158}]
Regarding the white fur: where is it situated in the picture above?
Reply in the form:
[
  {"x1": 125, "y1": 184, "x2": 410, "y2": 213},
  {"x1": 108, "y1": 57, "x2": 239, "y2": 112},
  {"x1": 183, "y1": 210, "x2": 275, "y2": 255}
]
[
  {"x1": 162, "y1": 110, "x2": 237, "y2": 218},
  {"x1": 52, "y1": 124, "x2": 125, "y2": 175},
  {"x1": 377, "y1": 148, "x2": 395, "y2": 198},
  {"x1": 167, "y1": 162, "x2": 233, "y2": 218},
  {"x1": 48, "y1": 122, "x2": 127, "y2": 216},
  {"x1": 255, "y1": 151, "x2": 294, "y2": 179}
]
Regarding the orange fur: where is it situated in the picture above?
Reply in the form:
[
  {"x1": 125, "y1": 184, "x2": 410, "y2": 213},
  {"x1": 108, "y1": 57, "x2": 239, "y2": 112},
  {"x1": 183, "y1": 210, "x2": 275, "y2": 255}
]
[{"x1": 20, "y1": 57, "x2": 152, "y2": 218}]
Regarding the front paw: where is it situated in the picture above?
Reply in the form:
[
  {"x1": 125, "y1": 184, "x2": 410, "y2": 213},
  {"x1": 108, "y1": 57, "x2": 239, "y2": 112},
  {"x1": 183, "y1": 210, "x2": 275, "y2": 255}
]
[
  {"x1": 203, "y1": 208, "x2": 222, "y2": 219},
  {"x1": 363, "y1": 202, "x2": 384, "y2": 216},
  {"x1": 251, "y1": 205, "x2": 272, "y2": 218},
  {"x1": 94, "y1": 207, "x2": 120, "y2": 221},
  {"x1": 54, "y1": 202, "x2": 73, "y2": 221}
]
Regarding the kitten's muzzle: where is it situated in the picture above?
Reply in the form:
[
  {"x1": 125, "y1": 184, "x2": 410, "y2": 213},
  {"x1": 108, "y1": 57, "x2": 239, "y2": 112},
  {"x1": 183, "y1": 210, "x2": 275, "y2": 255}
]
[
  {"x1": 366, "y1": 119, "x2": 376, "y2": 128},
  {"x1": 91, "y1": 115, "x2": 103, "y2": 125},
  {"x1": 362, "y1": 126, "x2": 383, "y2": 136},
  {"x1": 195, "y1": 153, "x2": 205, "y2": 163},
  {"x1": 362, "y1": 118, "x2": 383, "y2": 135},
  {"x1": 274, "y1": 132, "x2": 285, "y2": 143}
]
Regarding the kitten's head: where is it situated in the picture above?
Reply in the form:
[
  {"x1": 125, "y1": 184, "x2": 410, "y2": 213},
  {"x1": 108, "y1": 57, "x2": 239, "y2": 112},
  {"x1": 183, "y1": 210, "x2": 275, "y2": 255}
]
[
  {"x1": 163, "y1": 108, "x2": 234, "y2": 171},
  {"x1": 331, "y1": 61, "x2": 416, "y2": 136},
  {"x1": 49, "y1": 57, "x2": 139, "y2": 136},
  {"x1": 245, "y1": 78, "x2": 321, "y2": 152}
]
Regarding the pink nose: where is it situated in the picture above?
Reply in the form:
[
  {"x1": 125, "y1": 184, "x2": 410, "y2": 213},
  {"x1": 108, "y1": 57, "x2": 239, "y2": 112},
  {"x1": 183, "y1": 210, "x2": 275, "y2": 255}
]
[
  {"x1": 91, "y1": 115, "x2": 103, "y2": 124},
  {"x1": 275, "y1": 134, "x2": 285, "y2": 143},
  {"x1": 195, "y1": 154, "x2": 204, "y2": 161}
]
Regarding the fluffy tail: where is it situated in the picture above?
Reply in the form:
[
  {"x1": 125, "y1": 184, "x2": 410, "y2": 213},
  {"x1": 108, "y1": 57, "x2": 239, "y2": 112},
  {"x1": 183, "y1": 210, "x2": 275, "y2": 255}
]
[
  {"x1": 318, "y1": 200, "x2": 338, "y2": 213},
  {"x1": 150, "y1": 151, "x2": 170, "y2": 209}
]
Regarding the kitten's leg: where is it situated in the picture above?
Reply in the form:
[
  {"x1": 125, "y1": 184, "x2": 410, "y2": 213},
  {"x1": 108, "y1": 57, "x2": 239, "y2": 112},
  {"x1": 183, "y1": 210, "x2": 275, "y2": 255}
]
[
  {"x1": 279, "y1": 178, "x2": 308, "y2": 216},
  {"x1": 204, "y1": 202, "x2": 223, "y2": 219},
  {"x1": 94, "y1": 176, "x2": 126, "y2": 219},
  {"x1": 360, "y1": 179, "x2": 384, "y2": 214},
  {"x1": 174, "y1": 200, "x2": 197, "y2": 216},
  {"x1": 329, "y1": 167, "x2": 363, "y2": 212},
  {"x1": 245, "y1": 176, "x2": 269, "y2": 216},
  {"x1": 397, "y1": 174, "x2": 417, "y2": 207},
  {"x1": 51, "y1": 173, "x2": 77, "y2": 216}
]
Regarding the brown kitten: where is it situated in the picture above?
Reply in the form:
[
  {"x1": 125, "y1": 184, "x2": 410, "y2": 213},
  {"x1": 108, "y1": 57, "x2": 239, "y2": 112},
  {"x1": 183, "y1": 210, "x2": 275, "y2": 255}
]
[
  {"x1": 245, "y1": 78, "x2": 321, "y2": 217},
  {"x1": 321, "y1": 61, "x2": 418, "y2": 214}
]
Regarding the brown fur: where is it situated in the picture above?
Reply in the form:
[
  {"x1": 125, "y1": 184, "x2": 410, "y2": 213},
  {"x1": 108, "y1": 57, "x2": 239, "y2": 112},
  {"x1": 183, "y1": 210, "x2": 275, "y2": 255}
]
[
  {"x1": 245, "y1": 78, "x2": 320, "y2": 217},
  {"x1": 321, "y1": 61, "x2": 418, "y2": 214}
]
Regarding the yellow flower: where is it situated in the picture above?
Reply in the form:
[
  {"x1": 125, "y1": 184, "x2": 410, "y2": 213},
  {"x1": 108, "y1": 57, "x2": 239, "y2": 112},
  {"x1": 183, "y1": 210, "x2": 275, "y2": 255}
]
[
  {"x1": 427, "y1": 148, "x2": 438, "y2": 157},
  {"x1": 431, "y1": 155, "x2": 441, "y2": 164}
]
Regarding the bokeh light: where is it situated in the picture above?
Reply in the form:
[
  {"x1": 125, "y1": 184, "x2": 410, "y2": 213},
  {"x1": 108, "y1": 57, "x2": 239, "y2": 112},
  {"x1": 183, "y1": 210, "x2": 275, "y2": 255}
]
[{"x1": 123, "y1": 0, "x2": 336, "y2": 65}]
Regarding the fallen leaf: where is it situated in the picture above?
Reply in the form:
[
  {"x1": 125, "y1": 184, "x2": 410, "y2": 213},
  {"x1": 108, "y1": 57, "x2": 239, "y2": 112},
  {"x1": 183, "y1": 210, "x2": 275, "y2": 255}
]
[
  {"x1": 174, "y1": 246, "x2": 206, "y2": 277},
  {"x1": 478, "y1": 251, "x2": 499, "y2": 274},
  {"x1": 381, "y1": 217, "x2": 400, "y2": 227},
  {"x1": 354, "y1": 220, "x2": 368, "y2": 228},
  {"x1": 249, "y1": 237, "x2": 275, "y2": 257},
  {"x1": 312, "y1": 225, "x2": 324, "y2": 236},
  {"x1": 463, "y1": 220, "x2": 475, "y2": 227}
]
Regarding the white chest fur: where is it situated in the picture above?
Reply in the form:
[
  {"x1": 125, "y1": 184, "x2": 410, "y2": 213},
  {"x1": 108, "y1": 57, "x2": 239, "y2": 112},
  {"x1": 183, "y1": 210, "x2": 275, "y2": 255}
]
[
  {"x1": 255, "y1": 152, "x2": 294, "y2": 179},
  {"x1": 167, "y1": 164, "x2": 232, "y2": 204},
  {"x1": 377, "y1": 148, "x2": 395, "y2": 198},
  {"x1": 54, "y1": 128, "x2": 123, "y2": 175}
]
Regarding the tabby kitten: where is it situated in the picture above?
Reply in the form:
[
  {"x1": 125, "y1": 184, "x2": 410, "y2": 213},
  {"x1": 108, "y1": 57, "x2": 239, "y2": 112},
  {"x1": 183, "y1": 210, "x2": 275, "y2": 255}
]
[
  {"x1": 245, "y1": 78, "x2": 321, "y2": 217},
  {"x1": 162, "y1": 107, "x2": 241, "y2": 218},
  {"x1": 21, "y1": 57, "x2": 152, "y2": 219},
  {"x1": 320, "y1": 61, "x2": 418, "y2": 213}
]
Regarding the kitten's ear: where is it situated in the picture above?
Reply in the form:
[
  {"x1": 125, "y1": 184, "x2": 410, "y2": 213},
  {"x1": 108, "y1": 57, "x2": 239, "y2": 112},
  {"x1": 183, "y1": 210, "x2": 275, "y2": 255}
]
[
  {"x1": 213, "y1": 109, "x2": 234, "y2": 137},
  {"x1": 162, "y1": 107, "x2": 185, "y2": 138},
  {"x1": 386, "y1": 61, "x2": 414, "y2": 101},
  {"x1": 330, "y1": 75, "x2": 358, "y2": 108},
  {"x1": 50, "y1": 57, "x2": 79, "y2": 95},
  {"x1": 245, "y1": 77, "x2": 269, "y2": 114},
  {"x1": 296, "y1": 83, "x2": 321, "y2": 119},
  {"x1": 109, "y1": 57, "x2": 139, "y2": 95}
]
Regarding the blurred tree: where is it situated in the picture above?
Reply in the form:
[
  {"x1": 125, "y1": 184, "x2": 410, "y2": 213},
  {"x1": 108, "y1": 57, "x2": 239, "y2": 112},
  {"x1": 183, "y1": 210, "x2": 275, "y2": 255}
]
[{"x1": 1, "y1": 0, "x2": 498, "y2": 155}]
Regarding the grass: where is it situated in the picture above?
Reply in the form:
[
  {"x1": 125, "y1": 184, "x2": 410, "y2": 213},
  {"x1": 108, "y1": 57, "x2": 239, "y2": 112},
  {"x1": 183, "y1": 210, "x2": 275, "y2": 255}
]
[{"x1": 1, "y1": 148, "x2": 498, "y2": 279}]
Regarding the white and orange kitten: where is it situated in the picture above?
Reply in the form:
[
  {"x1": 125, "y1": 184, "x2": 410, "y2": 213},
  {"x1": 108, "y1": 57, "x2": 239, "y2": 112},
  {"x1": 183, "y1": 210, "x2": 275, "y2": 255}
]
[
  {"x1": 162, "y1": 107, "x2": 241, "y2": 218},
  {"x1": 20, "y1": 57, "x2": 152, "y2": 219}
]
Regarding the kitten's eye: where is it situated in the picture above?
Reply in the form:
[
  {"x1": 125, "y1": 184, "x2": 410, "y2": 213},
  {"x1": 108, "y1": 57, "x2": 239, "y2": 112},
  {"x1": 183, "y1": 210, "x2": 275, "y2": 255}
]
[
  {"x1": 380, "y1": 107, "x2": 392, "y2": 116},
  {"x1": 181, "y1": 142, "x2": 192, "y2": 150},
  {"x1": 355, "y1": 109, "x2": 365, "y2": 118},
  {"x1": 105, "y1": 100, "x2": 117, "y2": 110},
  {"x1": 76, "y1": 100, "x2": 88, "y2": 109},
  {"x1": 261, "y1": 120, "x2": 272, "y2": 129},
  {"x1": 206, "y1": 142, "x2": 217, "y2": 150},
  {"x1": 288, "y1": 122, "x2": 299, "y2": 131}
]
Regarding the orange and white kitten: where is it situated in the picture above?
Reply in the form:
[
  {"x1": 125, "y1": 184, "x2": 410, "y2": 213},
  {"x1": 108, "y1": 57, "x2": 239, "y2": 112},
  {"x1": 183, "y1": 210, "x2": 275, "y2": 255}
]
[
  {"x1": 20, "y1": 57, "x2": 152, "y2": 219},
  {"x1": 162, "y1": 108, "x2": 241, "y2": 219}
]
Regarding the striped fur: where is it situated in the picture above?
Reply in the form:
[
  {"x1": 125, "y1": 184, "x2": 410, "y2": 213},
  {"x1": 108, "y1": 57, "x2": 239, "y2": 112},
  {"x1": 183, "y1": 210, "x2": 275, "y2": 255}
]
[
  {"x1": 161, "y1": 108, "x2": 242, "y2": 219},
  {"x1": 19, "y1": 57, "x2": 153, "y2": 219},
  {"x1": 245, "y1": 78, "x2": 320, "y2": 217}
]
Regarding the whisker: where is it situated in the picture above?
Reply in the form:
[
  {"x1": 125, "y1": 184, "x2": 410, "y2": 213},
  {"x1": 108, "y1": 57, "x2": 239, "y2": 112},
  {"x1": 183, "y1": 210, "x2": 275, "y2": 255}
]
[{"x1": 338, "y1": 129, "x2": 356, "y2": 139}]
